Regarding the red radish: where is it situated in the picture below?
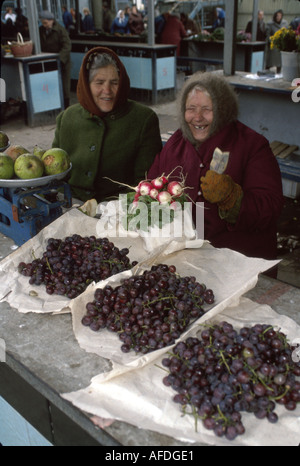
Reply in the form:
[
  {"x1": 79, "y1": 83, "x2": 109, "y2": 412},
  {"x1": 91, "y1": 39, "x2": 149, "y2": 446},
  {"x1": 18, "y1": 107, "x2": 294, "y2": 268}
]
[
  {"x1": 132, "y1": 192, "x2": 140, "y2": 207},
  {"x1": 137, "y1": 181, "x2": 152, "y2": 196},
  {"x1": 167, "y1": 181, "x2": 184, "y2": 197},
  {"x1": 151, "y1": 176, "x2": 168, "y2": 189},
  {"x1": 150, "y1": 188, "x2": 159, "y2": 199},
  {"x1": 157, "y1": 191, "x2": 172, "y2": 204}
]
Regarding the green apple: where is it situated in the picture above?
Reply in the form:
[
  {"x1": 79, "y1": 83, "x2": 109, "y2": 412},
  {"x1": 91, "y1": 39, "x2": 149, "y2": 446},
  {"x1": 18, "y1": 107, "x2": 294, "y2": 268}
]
[
  {"x1": 42, "y1": 148, "x2": 70, "y2": 176},
  {"x1": 0, "y1": 154, "x2": 14, "y2": 179},
  {"x1": 33, "y1": 145, "x2": 46, "y2": 159},
  {"x1": 14, "y1": 153, "x2": 44, "y2": 179},
  {"x1": 5, "y1": 144, "x2": 28, "y2": 162},
  {"x1": 0, "y1": 131, "x2": 9, "y2": 150}
]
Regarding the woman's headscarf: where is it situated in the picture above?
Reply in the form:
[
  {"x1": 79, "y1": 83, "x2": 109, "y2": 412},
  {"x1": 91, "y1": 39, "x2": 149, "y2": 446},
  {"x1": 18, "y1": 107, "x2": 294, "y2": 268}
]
[
  {"x1": 117, "y1": 10, "x2": 126, "y2": 23},
  {"x1": 76, "y1": 46, "x2": 131, "y2": 118},
  {"x1": 273, "y1": 9, "x2": 284, "y2": 24},
  {"x1": 178, "y1": 72, "x2": 239, "y2": 146}
]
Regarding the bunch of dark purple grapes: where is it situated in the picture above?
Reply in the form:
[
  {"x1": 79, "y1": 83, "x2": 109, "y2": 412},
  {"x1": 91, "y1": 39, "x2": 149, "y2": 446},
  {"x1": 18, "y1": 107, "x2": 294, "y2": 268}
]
[
  {"x1": 18, "y1": 234, "x2": 136, "y2": 299},
  {"x1": 81, "y1": 264, "x2": 215, "y2": 354},
  {"x1": 162, "y1": 321, "x2": 300, "y2": 441}
]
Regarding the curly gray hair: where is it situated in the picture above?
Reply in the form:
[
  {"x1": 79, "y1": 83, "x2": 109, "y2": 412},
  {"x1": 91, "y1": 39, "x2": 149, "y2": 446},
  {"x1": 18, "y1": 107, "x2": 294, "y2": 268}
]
[{"x1": 179, "y1": 72, "x2": 239, "y2": 145}]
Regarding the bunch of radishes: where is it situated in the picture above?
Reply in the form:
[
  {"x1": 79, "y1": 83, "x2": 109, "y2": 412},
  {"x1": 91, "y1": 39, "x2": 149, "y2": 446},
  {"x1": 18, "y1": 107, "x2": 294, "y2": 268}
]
[{"x1": 132, "y1": 175, "x2": 186, "y2": 208}]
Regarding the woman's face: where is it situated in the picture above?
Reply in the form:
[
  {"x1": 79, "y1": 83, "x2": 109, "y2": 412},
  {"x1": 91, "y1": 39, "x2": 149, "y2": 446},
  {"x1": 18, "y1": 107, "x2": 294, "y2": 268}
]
[
  {"x1": 89, "y1": 64, "x2": 119, "y2": 113},
  {"x1": 185, "y1": 89, "x2": 214, "y2": 144}
]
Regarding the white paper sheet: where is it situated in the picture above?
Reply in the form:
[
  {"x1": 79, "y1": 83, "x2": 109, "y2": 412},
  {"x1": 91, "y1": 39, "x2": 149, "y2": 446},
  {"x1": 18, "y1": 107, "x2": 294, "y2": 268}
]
[
  {"x1": 69, "y1": 243, "x2": 279, "y2": 381},
  {"x1": 62, "y1": 297, "x2": 300, "y2": 446},
  {"x1": 0, "y1": 209, "x2": 149, "y2": 314}
]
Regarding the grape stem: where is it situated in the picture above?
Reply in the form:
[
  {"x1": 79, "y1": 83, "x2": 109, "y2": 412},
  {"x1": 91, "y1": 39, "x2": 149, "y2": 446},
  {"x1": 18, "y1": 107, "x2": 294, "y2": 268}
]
[
  {"x1": 246, "y1": 362, "x2": 274, "y2": 392},
  {"x1": 269, "y1": 385, "x2": 290, "y2": 401},
  {"x1": 181, "y1": 404, "x2": 199, "y2": 433},
  {"x1": 45, "y1": 257, "x2": 53, "y2": 274},
  {"x1": 154, "y1": 363, "x2": 169, "y2": 373},
  {"x1": 216, "y1": 404, "x2": 229, "y2": 424},
  {"x1": 219, "y1": 350, "x2": 232, "y2": 374}
]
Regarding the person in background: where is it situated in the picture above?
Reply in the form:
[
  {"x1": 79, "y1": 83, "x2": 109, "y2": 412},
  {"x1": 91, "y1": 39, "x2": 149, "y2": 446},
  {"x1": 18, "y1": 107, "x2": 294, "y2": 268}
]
[
  {"x1": 180, "y1": 12, "x2": 200, "y2": 36},
  {"x1": 102, "y1": 2, "x2": 114, "y2": 33},
  {"x1": 4, "y1": 7, "x2": 16, "y2": 24},
  {"x1": 266, "y1": 9, "x2": 288, "y2": 71},
  {"x1": 290, "y1": 16, "x2": 300, "y2": 31},
  {"x1": 124, "y1": 5, "x2": 131, "y2": 20},
  {"x1": 147, "y1": 72, "x2": 284, "y2": 273},
  {"x1": 52, "y1": 47, "x2": 162, "y2": 203},
  {"x1": 128, "y1": 5, "x2": 144, "y2": 35},
  {"x1": 70, "y1": 8, "x2": 83, "y2": 32},
  {"x1": 62, "y1": 6, "x2": 73, "y2": 31},
  {"x1": 39, "y1": 11, "x2": 72, "y2": 108},
  {"x1": 82, "y1": 7, "x2": 95, "y2": 33},
  {"x1": 110, "y1": 10, "x2": 130, "y2": 35},
  {"x1": 155, "y1": 11, "x2": 167, "y2": 43},
  {"x1": 2, "y1": 18, "x2": 17, "y2": 39},
  {"x1": 15, "y1": 8, "x2": 29, "y2": 38},
  {"x1": 245, "y1": 10, "x2": 266, "y2": 41},
  {"x1": 213, "y1": 7, "x2": 225, "y2": 30},
  {"x1": 159, "y1": 12, "x2": 187, "y2": 56}
]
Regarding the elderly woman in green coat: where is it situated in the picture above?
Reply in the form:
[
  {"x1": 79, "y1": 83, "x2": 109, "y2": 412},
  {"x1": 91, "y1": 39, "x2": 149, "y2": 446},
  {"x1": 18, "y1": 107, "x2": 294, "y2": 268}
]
[{"x1": 52, "y1": 46, "x2": 162, "y2": 202}]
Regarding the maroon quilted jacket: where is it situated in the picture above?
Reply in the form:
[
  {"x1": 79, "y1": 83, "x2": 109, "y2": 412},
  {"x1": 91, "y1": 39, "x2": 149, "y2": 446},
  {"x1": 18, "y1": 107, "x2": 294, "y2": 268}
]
[{"x1": 148, "y1": 121, "x2": 284, "y2": 260}]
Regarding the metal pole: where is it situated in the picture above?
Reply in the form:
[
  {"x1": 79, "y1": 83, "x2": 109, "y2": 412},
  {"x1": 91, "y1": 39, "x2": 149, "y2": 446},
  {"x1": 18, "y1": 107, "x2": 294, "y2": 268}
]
[
  {"x1": 147, "y1": 0, "x2": 155, "y2": 47},
  {"x1": 92, "y1": 0, "x2": 102, "y2": 30},
  {"x1": 75, "y1": 0, "x2": 80, "y2": 33},
  {"x1": 223, "y1": 0, "x2": 237, "y2": 76},
  {"x1": 251, "y1": 0, "x2": 259, "y2": 42},
  {"x1": 27, "y1": 0, "x2": 41, "y2": 54}
]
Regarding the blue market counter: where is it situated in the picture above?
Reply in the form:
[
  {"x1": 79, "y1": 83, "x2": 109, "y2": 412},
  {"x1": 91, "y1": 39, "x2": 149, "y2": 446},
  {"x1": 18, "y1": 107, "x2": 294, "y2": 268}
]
[
  {"x1": 1, "y1": 53, "x2": 64, "y2": 127},
  {"x1": 220, "y1": 71, "x2": 300, "y2": 199},
  {"x1": 222, "y1": 71, "x2": 300, "y2": 149},
  {"x1": 70, "y1": 41, "x2": 177, "y2": 104},
  {"x1": 180, "y1": 40, "x2": 266, "y2": 73}
]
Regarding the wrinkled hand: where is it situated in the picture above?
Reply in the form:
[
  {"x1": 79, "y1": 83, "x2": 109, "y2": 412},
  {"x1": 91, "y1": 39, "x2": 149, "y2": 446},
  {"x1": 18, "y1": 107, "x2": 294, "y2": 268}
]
[{"x1": 200, "y1": 170, "x2": 243, "y2": 211}]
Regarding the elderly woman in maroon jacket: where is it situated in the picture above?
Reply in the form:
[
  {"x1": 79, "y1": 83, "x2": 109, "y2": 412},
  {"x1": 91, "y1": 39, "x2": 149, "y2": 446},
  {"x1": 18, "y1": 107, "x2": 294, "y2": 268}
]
[{"x1": 148, "y1": 72, "x2": 284, "y2": 265}]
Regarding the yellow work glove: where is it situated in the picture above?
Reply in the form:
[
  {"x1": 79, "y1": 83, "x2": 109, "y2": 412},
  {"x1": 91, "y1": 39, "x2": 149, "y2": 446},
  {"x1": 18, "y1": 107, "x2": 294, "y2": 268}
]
[{"x1": 200, "y1": 170, "x2": 243, "y2": 211}]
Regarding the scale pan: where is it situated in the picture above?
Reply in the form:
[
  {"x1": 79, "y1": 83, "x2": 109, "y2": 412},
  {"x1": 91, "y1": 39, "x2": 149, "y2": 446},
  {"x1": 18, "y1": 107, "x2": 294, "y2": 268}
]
[{"x1": 0, "y1": 164, "x2": 72, "y2": 188}]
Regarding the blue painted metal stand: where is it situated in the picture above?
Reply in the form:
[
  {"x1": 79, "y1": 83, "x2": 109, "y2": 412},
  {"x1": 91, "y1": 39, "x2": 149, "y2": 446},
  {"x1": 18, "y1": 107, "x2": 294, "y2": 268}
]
[{"x1": 0, "y1": 182, "x2": 72, "y2": 245}]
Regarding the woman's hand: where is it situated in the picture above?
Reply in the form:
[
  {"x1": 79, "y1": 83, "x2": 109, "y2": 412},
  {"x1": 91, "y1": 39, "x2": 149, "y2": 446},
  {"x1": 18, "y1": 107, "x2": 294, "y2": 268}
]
[{"x1": 200, "y1": 170, "x2": 243, "y2": 211}]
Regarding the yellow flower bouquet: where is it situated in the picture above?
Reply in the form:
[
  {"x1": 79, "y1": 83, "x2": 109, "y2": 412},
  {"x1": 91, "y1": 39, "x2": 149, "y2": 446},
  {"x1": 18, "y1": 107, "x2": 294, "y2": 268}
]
[{"x1": 270, "y1": 27, "x2": 300, "y2": 52}]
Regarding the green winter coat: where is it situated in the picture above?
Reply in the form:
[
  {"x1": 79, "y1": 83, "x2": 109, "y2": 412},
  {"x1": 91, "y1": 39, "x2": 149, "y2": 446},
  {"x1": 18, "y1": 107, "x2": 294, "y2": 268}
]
[{"x1": 52, "y1": 100, "x2": 162, "y2": 202}]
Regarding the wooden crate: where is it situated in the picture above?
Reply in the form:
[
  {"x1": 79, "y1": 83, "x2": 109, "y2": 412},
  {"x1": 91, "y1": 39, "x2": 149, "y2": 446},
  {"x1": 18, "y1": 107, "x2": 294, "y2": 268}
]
[{"x1": 270, "y1": 141, "x2": 299, "y2": 159}]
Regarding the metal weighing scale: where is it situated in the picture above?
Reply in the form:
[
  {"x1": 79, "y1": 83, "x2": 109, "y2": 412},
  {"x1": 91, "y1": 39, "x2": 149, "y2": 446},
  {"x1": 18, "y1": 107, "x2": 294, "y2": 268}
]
[{"x1": 0, "y1": 166, "x2": 72, "y2": 246}]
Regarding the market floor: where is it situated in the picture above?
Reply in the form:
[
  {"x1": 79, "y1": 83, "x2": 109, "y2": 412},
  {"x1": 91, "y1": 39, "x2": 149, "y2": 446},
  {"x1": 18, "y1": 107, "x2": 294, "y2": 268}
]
[{"x1": 1, "y1": 89, "x2": 299, "y2": 289}]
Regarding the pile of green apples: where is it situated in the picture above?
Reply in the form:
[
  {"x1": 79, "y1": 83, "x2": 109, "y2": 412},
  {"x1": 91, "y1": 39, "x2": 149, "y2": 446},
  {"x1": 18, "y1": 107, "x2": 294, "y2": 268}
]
[{"x1": 0, "y1": 131, "x2": 70, "y2": 180}]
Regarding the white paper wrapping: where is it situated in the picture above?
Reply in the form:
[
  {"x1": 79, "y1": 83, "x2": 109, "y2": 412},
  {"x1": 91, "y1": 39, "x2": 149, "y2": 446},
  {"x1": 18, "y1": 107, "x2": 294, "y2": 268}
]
[
  {"x1": 96, "y1": 199, "x2": 200, "y2": 254},
  {"x1": 0, "y1": 207, "x2": 206, "y2": 314},
  {"x1": 0, "y1": 209, "x2": 149, "y2": 314},
  {"x1": 62, "y1": 297, "x2": 300, "y2": 446},
  {"x1": 69, "y1": 243, "x2": 279, "y2": 381}
]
